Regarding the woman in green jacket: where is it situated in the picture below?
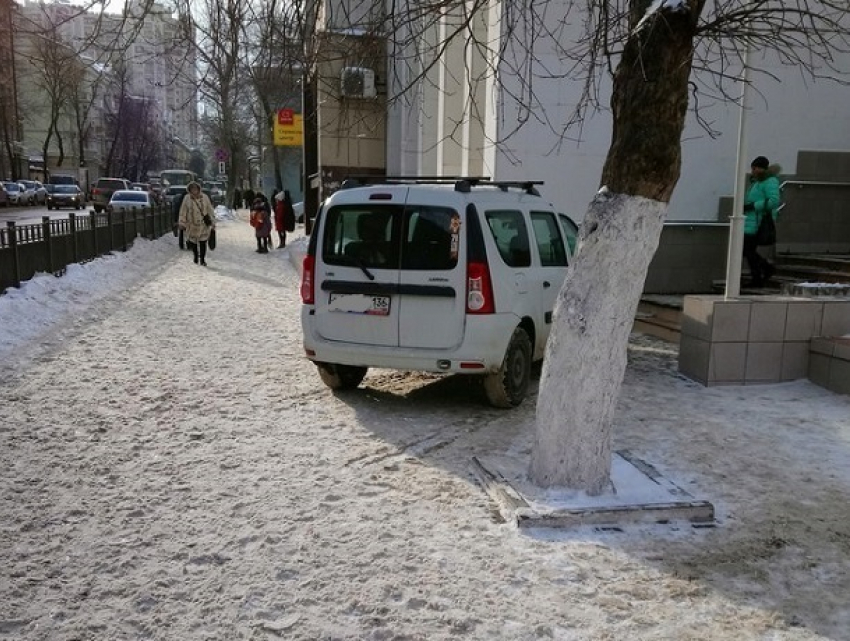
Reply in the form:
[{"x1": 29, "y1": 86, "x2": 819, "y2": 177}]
[{"x1": 742, "y1": 156, "x2": 781, "y2": 287}]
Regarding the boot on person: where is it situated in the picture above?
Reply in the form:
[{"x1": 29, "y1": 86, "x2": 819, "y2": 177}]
[{"x1": 278, "y1": 231, "x2": 286, "y2": 248}]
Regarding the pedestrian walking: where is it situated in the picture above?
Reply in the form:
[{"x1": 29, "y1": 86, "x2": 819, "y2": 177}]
[
  {"x1": 232, "y1": 186, "x2": 242, "y2": 211},
  {"x1": 742, "y1": 155, "x2": 781, "y2": 287},
  {"x1": 274, "y1": 189, "x2": 296, "y2": 248},
  {"x1": 243, "y1": 187, "x2": 255, "y2": 210},
  {"x1": 172, "y1": 191, "x2": 186, "y2": 250},
  {"x1": 178, "y1": 181, "x2": 216, "y2": 266}
]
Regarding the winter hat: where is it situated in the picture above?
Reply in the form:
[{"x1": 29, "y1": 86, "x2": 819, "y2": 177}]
[
  {"x1": 186, "y1": 181, "x2": 202, "y2": 192},
  {"x1": 750, "y1": 156, "x2": 770, "y2": 169}
]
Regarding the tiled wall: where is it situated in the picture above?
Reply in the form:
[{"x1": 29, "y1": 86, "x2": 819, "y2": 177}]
[
  {"x1": 679, "y1": 295, "x2": 850, "y2": 386},
  {"x1": 809, "y1": 338, "x2": 850, "y2": 395}
]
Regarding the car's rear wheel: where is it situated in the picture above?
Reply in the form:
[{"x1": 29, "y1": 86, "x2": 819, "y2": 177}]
[
  {"x1": 316, "y1": 363, "x2": 368, "y2": 390},
  {"x1": 94, "y1": 205, "x2": 102, "y2": 213},
  {"x1": 484, "y1": 327, "x2": 532, "y2": 408}
]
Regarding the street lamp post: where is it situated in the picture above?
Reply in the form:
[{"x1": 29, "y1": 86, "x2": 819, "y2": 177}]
[{"x1": 724, "y1": 46, "x2": 752, "y2": 299}]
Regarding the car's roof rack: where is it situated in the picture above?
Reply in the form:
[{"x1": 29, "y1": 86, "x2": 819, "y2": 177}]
[{"x1": 340, "y1": 176, "x2": 544, "y2": 196}]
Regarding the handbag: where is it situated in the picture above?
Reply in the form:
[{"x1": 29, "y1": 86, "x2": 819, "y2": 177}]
[
  {"x1": 208, "y1": 228, "x2": 216, "y2": 250},
  {"x1": 755, "y1": 211, "x2": 776, "y2": 246}
]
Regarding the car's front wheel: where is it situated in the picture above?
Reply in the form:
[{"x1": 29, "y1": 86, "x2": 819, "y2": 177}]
[
  {"x1": 484, "y1": 327, "x2": 532, "y2": 408},
  {"x1": 316, "y1": 363, "x2": 368, "y2": 390}
]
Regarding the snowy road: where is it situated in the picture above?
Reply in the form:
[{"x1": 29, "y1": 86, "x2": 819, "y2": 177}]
[{"x1": 1, "y1": 216, "x2": 849, "y2": 640}]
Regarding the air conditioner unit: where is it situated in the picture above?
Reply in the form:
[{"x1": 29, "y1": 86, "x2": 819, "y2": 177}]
[{"x1": 340, "y1": 66, "x2": 377, "y2": 99}]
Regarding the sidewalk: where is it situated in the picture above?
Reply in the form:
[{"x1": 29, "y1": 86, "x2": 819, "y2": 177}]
[{"x1": 1, "y1": 216, "x2": 849, "y2": 640}]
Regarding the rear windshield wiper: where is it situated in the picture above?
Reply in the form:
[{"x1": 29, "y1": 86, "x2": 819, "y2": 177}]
[{"x1": 339, "y1": 255, "x2": 375, "y2": 281}]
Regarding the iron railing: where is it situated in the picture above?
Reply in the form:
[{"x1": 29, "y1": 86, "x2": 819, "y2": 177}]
[{"x1": 0, "y1": 203, "x2": 174, "y2": 295}]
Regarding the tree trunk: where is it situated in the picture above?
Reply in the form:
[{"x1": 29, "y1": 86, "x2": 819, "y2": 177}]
[{"x1": 529, "y1": 0, "x2": 702, "y2": 493}]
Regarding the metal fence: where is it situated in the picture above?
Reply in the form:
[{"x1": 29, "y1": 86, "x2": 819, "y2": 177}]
[{"x1": 0, "y1": 204, "x2": 174, "y2": 295}]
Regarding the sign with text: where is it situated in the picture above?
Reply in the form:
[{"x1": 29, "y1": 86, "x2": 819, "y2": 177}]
[{"x1": 274, "y1": 109, "x2": 303, "y2": 146}]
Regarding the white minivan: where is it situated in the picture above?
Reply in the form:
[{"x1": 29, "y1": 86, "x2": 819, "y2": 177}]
[{"x1": 300, "y1": 177, "x2": 579, "y2": 407}]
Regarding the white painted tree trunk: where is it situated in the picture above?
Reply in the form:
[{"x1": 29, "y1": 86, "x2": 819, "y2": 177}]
[{"x1": 529, "y1": 190, "x2": 668, "y2": 495}]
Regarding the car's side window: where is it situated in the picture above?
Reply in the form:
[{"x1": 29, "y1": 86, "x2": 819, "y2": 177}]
[
  {"x1": 484, "y1": 209, "x2": 531, "y2": 267},
  {"x1": 401, "y1": 206, "x2": 459, "y2": 270},
  {"x1": 558, "y1": 213, "x2": 579, "y2": 255},
  {"x1": 530, "y1": 211, "x2": 568, "y2": 267},
  {"x1": 322, "y1": 205, "x2": 400, "y2": 268}
]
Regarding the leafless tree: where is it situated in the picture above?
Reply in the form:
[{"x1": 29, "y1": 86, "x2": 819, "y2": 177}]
[
  {"x1": 241, "y1": 0, "x2": 302, "y2": 194},
  {"x1": 173, "y1": 0, "x2": 251, "y2": 192},
  {"x1": 13, "y1": 1, "x2": 169, "y2": 178},
  {"x1": 23, "y1": 27, "x2": 82, "y2": 169},
  {"x1": 107, "y1": 93, "x2": 163, "y2": 180},
  {"x1": 379, "y1": 0, "x2": 850, "y2": 492}
]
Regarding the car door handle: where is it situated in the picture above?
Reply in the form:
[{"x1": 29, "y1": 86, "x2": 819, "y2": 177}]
[{"x1": 543, "y1": 281, "x2": 551, "y2": 288}]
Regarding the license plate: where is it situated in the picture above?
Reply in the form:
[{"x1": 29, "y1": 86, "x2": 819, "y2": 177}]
[{"x1": 328, "y1": 293, "x2": 391, "y2": 316}]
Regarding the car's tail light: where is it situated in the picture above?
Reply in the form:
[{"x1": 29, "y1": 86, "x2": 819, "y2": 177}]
[
  {"x1": 466, "y1": 260, "x2": 495, "y2": 314},
  {"x1": 301, "y1": 255, "x2": 315, "y2": 304}
]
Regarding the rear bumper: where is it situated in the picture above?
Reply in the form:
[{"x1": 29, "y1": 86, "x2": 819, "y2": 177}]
[{"x1": 300, "y1": 307, "x2": 518, "y2": 374}]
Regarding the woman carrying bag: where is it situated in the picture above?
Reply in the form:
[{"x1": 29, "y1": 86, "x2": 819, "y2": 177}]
[
  {"x1": 178, "y1": 181, "x2": 216, "y2": 266},
  {"x1": 742, "y1": 156, "x2": 781, "y2": 288}
]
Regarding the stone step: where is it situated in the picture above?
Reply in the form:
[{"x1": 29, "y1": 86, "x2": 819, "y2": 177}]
[
  {"x1": 776, "y1": 253, "x2": 850, "y2": 275},
  {"x1": 634, "y1": 297, "x2": 683, "y2": 343},
  {"x1": 773, "y1": 265, "x2": 850, "y2": 284}
]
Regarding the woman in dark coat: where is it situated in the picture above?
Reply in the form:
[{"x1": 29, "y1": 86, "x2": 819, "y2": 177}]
[{"x1": 243, "y1": 187, "x2": 255, "y2": 210}]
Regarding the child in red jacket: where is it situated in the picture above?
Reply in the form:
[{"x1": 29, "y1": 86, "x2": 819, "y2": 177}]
[{"x1": 250, "y1": 197, "x2": 272, "y2": 253}]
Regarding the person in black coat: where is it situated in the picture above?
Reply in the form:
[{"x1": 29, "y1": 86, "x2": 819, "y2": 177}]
[
  {"x1": 232, "y1": 187, "x2": 242, "y2": 211},
  {"x1": 171, "y1": 191, "x2": 186, "y2": 249},
  {"x1": 243, "y1": 187, "x2": 255, "y2": 210}
]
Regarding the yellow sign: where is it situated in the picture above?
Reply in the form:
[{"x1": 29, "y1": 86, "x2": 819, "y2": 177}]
[{"x1": 274, "y1": 111, "x2": 303, "y2": 147}]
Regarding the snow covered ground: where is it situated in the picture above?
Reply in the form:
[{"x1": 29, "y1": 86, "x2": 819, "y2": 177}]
[{"x1": 1, "y1": 211, "x2": 849, "y2": 640}]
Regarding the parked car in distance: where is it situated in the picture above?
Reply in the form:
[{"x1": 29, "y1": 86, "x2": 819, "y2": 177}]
[
  {"x1": 2, "y1": 181, "x2": 26, "y2": 205},
  {"x1": 47, "y1": 184, "x2": 85, "y2": 210},
  {"x1": 107, "y1": 189, "x2": 152, "y2": 213},
  {"x1": 49, "y1": 175, "x2": 78, "y2": 185},
  {"x1": 148, "y1": 178, "x2": 164, "y2": 203},
  {"x1": 202, "y1": 181, "x2": 225, "y2": 206},
  {"x1": 92, "y1": 177, "x2": 132, "y2": 213},
  {"x1": 0, "y1": 182, "x2": 8, "y2": 207},
  {"x1": 21, "y1": 180, "x2": 47, "y2": 205},
  {"x1": 18, "y1": 181, "x2": 37, "y2": 205},
  {"x1": 293, "y1": 201, "x2": 304, "y2": 223},
  {"x1": 300, "y1": 177, "x2": 579, "y2": 408}
]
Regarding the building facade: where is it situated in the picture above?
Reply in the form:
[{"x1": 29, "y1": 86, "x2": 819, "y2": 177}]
[
  {"x1": 385, "y1": 0, "x2": 850, "y2": 223},
  {"x1": 14, "y1": 0, "x2": 197, "y2": 181}
]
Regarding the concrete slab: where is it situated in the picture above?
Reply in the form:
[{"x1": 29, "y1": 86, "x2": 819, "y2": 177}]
[{"x1": 471, "y1": 450, "x2": 715, "y2": 530}]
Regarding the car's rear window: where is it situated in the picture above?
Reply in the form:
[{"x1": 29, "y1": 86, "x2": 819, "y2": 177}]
[
  {"x1": 322, "y1": 204, "x2": 459, "y2": 271},
  {"x1": 113, "y1": 191, "x2": 147, "y2": 202},
  {"x1": 98, "y1": 180, "x2": 127, "y2": 190}
]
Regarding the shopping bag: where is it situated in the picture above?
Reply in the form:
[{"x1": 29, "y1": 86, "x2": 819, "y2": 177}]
[{"x1": 755, "y1": 212, "x2": 776, "y2": 246}]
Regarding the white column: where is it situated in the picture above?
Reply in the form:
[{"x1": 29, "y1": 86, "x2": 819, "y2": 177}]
[{"x1": 724, "y1": 47, "x2": 752, "y2": 299}]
